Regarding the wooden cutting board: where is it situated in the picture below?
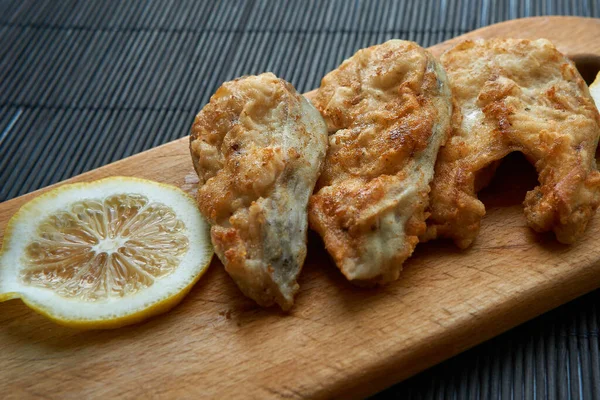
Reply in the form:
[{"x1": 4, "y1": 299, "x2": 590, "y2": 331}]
[{"x1": 2, "y1": 16, "x2": 600, "y2": 400}]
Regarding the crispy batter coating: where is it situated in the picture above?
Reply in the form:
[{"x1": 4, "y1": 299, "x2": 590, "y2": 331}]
[
  {"x1": 190, "y1": 73, "x2": 328, "y2": 310},
  {"x1": 424, "y1": 39, "x2": 600, "y2": 248},
  {"x1": 309, "y1": 40, "x2": 452, "y2": 284}
]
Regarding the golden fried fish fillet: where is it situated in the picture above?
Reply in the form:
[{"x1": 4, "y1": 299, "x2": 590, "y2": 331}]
[
  {"x1": 190, "y1": 73, "x2": 328, "y2": 310},
  {"x1": 309, "y1": 40, "x2": 452, "y2": 284},
  {"x1": 424, "y1": 39, "x2": 600, "y2": 248}
]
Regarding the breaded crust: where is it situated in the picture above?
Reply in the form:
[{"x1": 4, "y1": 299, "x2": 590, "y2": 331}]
[
  {"x1": 424, "y1": 39, "x2": 600, "y2": 248},
  {"x1": 190, "y1": 73, "x2": 328, "y2": 310},
  {"x1": 309, "y1": 40, "x2": 452, "y2": 284}
]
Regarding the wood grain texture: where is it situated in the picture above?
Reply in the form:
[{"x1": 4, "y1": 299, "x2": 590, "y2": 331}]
[{"x1": 1, "y1": 16, "x2": 600, "y2": 400}]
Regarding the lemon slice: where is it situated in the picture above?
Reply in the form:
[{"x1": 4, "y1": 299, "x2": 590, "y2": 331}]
[
  {"x1": 591, "y1": 71, "x2": 600, "y2": 110},
  {"x1": 0, "y1": 177, "x2": 212, "y2": 329}
]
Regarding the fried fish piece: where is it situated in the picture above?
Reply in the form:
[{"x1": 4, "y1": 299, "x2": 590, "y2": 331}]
[
  {"x1": 190, "y1": 73, "x2": 328, "y2": 310},
  {"x1": 424, "y1": 39, "x2": 600, "y2": 248},
  {"x1": 309, "y1": 40, "x2": 452, "y2": 284}
]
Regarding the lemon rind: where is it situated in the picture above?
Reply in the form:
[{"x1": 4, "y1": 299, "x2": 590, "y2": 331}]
[{"x1": 16, "y1": 255, "x2": 213, "y2": 329}]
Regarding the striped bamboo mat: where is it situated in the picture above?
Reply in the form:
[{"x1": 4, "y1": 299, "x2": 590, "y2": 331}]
[{"x1": 1, "y1": 1, "x2": 599, "y2": 398}]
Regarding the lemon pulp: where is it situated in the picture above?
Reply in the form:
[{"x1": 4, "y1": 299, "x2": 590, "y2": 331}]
[
  {"x1": 21, "y1": 194, "x2": 189, "y2": 300},
  {"x1": 0, "y1": 177, "x2": 213, "y2": 328},
  {"x1": 591, "y1": 71, "x2": 600, "y2": 109}
]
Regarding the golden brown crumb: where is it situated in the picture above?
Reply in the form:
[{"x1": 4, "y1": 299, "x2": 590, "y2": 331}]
[
  {"x1": 190, "y1": 73, "x2": 328, "y2": 310},
  {"x1": 424, "y1": 39, "x2": 600, "y2": 248},
  {"x1": 309, "y1": 40, "x2": 452, "y2": 284}
]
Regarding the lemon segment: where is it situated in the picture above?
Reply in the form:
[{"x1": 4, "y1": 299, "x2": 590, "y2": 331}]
[
  {"x1": 0, "y1": 177, "x2": 213, "y2": 328},
  {"x1": 591, "y1": 71, "x2": 600, "y2": 110}
]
